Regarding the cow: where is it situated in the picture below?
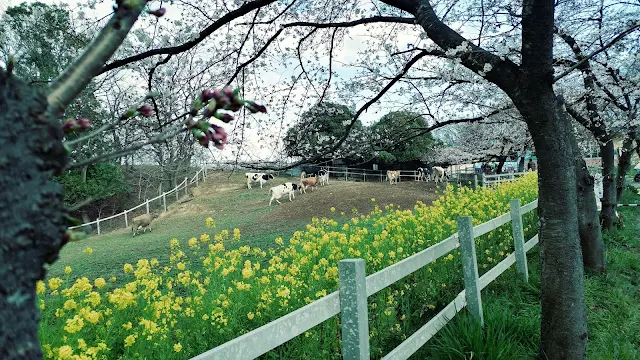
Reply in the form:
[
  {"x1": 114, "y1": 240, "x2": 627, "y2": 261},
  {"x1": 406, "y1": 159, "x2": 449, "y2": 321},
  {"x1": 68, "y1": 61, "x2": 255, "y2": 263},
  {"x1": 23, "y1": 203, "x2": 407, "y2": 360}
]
[{"x1": 245, "y1": 172, "x2": 275, "y2": 189}]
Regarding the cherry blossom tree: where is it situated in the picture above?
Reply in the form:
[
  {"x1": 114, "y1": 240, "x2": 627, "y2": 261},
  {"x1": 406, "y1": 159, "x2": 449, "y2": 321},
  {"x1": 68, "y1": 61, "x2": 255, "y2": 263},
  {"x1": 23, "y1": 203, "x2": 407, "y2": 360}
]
[{"x1": 1, "y1": 0, "x2": 637, "y2": 358}]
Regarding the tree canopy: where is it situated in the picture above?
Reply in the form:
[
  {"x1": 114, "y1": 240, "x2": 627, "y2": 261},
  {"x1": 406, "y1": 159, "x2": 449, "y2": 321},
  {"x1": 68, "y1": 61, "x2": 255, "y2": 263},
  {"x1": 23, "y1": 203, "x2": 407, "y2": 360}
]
[
  {"x1": 283, "y1": 102, "x2": 372, "y2": 162},
  {"x1": 371, "y1": 110, "x2": 441, "y2": 163}
]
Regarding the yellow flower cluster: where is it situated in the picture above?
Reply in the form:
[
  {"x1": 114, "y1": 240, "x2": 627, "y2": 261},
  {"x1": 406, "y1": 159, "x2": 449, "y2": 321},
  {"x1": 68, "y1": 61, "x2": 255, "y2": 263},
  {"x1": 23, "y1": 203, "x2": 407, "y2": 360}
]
[{"x1": 38, "y1": 173, "x2": 538, "y2": 359}]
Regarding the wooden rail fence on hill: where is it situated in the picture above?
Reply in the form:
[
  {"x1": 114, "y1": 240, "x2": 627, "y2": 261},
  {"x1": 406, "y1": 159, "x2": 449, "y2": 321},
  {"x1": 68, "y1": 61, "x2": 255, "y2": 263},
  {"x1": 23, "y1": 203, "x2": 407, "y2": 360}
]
[
  {"x1": 68, "y1": 165, "x2": 208, "y2": 235},
  {"x1": 190, "y1": 198, "x2": 539, "y2": 360}
]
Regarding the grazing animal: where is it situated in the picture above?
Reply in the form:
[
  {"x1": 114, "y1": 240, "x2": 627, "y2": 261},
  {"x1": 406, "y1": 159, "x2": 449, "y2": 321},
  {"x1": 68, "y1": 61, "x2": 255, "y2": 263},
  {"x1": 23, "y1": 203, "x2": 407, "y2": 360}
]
[
  {"x1": 318, "y1": 168, "x2": 330, "y2": 186},
  {"x1": 432, "y1": 166, "x2": 448, "y2": 184},
  {"x1": 132, "y1": 213, "x2": 159, "y2": 237},
  {"x1": 416, "y1": 167, "x2": 431, "y2": 182},
  {"x1": 245, "y1": 172, "x2": 275, "y2": 189},
  {"x1": 387, "y1": 170, "x2": 401, "y2": 185},
  {"x1": 300, "y1": 172, "x2": 319, "y2": 193},
  {"x1": 268, "y1": 182, "x2": 300, "y2": 206}
]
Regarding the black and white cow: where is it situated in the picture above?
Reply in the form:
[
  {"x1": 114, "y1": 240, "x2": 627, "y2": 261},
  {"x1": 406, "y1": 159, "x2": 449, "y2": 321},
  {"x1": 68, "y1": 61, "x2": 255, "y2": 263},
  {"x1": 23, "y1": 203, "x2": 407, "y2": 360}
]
[
  {"x1": 269, "y1": 182, "x2": 300, "y2": 206},
  {"x1": 416, "y1": 167, "x2": 432, "y2": 182},
  {"x1": 245, "y1": 172, "x2": 275, "y2": 189}
]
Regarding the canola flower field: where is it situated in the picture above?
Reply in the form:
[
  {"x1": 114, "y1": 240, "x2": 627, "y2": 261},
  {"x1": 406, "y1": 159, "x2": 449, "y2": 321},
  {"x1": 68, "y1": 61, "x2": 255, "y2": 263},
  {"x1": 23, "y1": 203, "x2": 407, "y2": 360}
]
[{"x1": 38, "y1": 173, "x2": 539, "y2": 360}]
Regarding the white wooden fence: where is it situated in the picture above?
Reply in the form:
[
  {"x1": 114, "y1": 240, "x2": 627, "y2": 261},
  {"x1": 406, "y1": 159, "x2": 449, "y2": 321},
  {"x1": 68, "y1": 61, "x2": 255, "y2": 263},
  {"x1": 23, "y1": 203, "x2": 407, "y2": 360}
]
[
  {"x1": 68, "y1": 165, "x2": 209, "y2": 235},
  {"x1": 190, "y1": 198, "x2": 539, "y2": 360},
  {"x1": 310, "y1": 165, "x2": 530, "y2": 188}
]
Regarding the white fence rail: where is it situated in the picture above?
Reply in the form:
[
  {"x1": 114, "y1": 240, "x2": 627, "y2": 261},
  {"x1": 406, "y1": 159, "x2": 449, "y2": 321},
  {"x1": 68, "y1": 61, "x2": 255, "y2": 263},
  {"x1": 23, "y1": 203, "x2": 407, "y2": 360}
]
[
  {"x1": 307, "y1": 164, "x2": 530, "y2": 188},
  {"x1": 69, "y1": 165, "x2": 209, "y2": 235},
  {"x1": 191, "y1": 198, "x2": 539, "y2": 360}
]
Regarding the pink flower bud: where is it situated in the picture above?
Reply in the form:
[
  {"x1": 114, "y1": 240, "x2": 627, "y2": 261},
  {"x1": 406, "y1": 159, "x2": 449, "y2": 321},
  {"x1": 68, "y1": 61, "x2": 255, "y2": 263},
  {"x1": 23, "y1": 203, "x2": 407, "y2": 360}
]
[
  {"x1": 149, "y1": 8, "x2": 166, "y2": 17},
  {"x1": 137, "y1": 104, "x2": 154, "y2": 118},
  {"x1": 62, "y1": 119, "x2": 78, "y2": 133},
  {"x1": 200, "y1": 89, "x2": 215, "y2": 102},
  {"x1": 222, "y1": 86, "x2": 235, "y2": 99},
  {"x1": 77, "y1": 118, "x2": 91, "y2": 130},
  {"x1": 198, "y1": 135, "x2": 210, "y2": 147}
]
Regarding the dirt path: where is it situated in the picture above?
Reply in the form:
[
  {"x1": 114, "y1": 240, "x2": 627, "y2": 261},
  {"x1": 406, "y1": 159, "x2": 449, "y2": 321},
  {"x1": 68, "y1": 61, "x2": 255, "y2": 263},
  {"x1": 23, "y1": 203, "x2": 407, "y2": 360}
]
[{"x1": 262, "y1": 180, "x2": 441, "y2": 223}]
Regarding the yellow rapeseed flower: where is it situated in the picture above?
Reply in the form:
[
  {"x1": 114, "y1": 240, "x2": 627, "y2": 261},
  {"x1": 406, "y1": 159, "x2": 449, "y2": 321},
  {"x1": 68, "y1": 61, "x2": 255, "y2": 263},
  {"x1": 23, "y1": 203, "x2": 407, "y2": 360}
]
[
  {"x1": 36, "y1": 280, "x2": 45, "y2": 295},
  {"x1": 174, "y1": 343, "x2": 183, "y2": 352},
  {"x1": 64, "y1": 266, "x2": 72, "y2": 275},
  {"x1": 124, "y1": 334, "x2": 136, "y2": 347},
  {"x1": 57, "y1": 345, "x2": 73, "y2": 359},
  {"x1": 247, "y1": 312, "x2": 255, "y2": 320},
  {"x1": 123, "y1": 263, "x2": 133, "y2": 273},
  {"x1": 83, "y1": 247, "x2": 93, "y2": 255},
  {"x1": 206, "y1": 217, "x2": 216, "y2": 228},
  {"x1": 94, "y1": 278, "x2": 106, "y2": 289}
]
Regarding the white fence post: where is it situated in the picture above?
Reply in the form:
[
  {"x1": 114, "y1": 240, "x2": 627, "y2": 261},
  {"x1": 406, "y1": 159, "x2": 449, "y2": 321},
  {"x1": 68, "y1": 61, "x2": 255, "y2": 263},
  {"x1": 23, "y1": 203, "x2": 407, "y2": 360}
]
[
  {"x1": 338, "y1": 259, "x2": 370, "y2": 360},
  {"x1": 146, "y1": 199, "x2": 150, "y2": 214},
  {"x1": 345, "y1": 168, "x2": 348, "y2": 181},
  {"x1": 510, "y1": 199, "x2": 529, "y2": 282},
  {"x1": 96, "y1": 218, "x2": 101, "y2": 235},
  {"x1": 457, "y1": 216, "x2": 484, "y2": 327},
  {"x1": 473, "y1": 174, "x2": 478, "y2": 190},
  {"x1": 482, "y1": 173, "x2": 487, "y2": 187},
  {"x1": 163, "y1": 192, "x2": 167, "y2": 212},
  {"x1": 124, "y1": 211, "x2": 128, "y2": 228},
  {"x1": 185, "y1": 177, "x2": 189, "y2": 196},
  {"x1": 176, "y1": 185, "x2": 180, "y2": 201}
]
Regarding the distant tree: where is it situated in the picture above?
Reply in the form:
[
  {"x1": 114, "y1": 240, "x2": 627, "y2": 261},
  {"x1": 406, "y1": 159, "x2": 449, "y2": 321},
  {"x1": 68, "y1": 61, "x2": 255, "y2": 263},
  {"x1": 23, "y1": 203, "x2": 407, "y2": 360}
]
[
  {"x1": 283, "y1": 102, "x2": 372, "y2": 162},
  {"x1": 371, "y1": 111, "x2": 441, "y2": 164},
  {"x1": 0, "y1": 2, "x2": 120, "y2": 202}
]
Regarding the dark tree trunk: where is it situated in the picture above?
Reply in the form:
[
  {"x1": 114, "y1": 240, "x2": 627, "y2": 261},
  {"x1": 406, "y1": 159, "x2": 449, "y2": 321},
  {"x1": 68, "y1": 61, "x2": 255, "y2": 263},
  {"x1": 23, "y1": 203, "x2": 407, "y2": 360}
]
[
  {"x1": 515, "y1": 93, "x2": 588, "y2": 360},
  {"x1": 0, "y1": 73, "x2": 68, "y2": 358},
  {"x1": 600, "y1": 141, "x2": 617, "y2": 230},
  {"x1": 496, "y1": 156, "x2": 507, "y2": 174},
  {"x1": 518, "y1": 156, "x2": 526, "y2": 172},
  {"x1": 518, "y1": 0, "x2": 587, "y2": 354},
  {"x1": 569, "y1": 130, "x2": 606, "y2": 273},
  {"x1": 616, "y1": 130, "x2": 635, "y2": 201},
  {"x1": 380, "y1": 0, "x2": 588, "y2": 357}
]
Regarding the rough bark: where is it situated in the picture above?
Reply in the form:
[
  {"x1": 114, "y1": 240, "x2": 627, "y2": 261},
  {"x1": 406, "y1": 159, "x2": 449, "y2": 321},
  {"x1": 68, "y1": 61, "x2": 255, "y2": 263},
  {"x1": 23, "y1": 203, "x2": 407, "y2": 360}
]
[
  {"x1": 383, "y1": 0, "x2": 589, "y2": 356},
  {"x1": 600, "y1": 141, "x2": 617, "y2": 230},
  {"x1": 515, "y1": 93, "x2": 588, "y2": 360},
  {"x1": 569, "y1": 130, "x2": 606, "y2": 273},
  {"x1": 0, "y1": 73, "x2": 68, "y2": 358},
  {"x1": 518, "y1": 0, "x2": 588, "y2": 356},
  {"x1": 616, "y1": 130, "x2": 635, "y2": 201}
]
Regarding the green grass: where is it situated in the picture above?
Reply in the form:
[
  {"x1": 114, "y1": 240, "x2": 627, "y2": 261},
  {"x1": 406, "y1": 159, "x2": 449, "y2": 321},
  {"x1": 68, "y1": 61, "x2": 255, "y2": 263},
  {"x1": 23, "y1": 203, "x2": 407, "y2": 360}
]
[
  {"x1": 421, "y1": 187, "x2": 640, "y2": 360},
  {"x1": 48, "y1": 177, "x2": 309, "y2": 281}
]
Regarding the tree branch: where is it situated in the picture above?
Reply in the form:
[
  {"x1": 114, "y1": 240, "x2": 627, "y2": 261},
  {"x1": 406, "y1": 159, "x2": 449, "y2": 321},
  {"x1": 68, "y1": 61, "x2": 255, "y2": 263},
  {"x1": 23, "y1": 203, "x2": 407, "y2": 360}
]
[
  {"x1": 553, "y1": 23, "x2": 640, "y2": 83},
  {"x1": 380, "y1": 0, "x2": 521, "y2": 94},
  {"x1": 99, "y1": 0, "x2": 278, "y2": 74},
  {"x1": 47, "y1": 3, "x2": 147, "y2": 115}
]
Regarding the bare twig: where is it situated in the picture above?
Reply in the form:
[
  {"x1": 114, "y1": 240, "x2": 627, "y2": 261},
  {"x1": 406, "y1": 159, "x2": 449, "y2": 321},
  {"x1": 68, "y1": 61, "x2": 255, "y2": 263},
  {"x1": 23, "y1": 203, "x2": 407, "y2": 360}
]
[
  {"x1": 100, "y1": 0, "x2": 278, "y2": 74},
  {"x1": 47, "y1": 3, "x2": 147, "y2": 115},
  {"x1": 553, "y1": 23, "x2": 640, "y2": 83}
]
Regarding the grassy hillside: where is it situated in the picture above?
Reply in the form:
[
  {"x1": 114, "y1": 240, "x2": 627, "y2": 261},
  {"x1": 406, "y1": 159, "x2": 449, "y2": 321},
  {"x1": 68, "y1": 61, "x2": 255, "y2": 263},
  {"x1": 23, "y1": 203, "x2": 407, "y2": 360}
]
[{"x1": 49, "y1": 172, "x2": 441, "y2": 281}]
